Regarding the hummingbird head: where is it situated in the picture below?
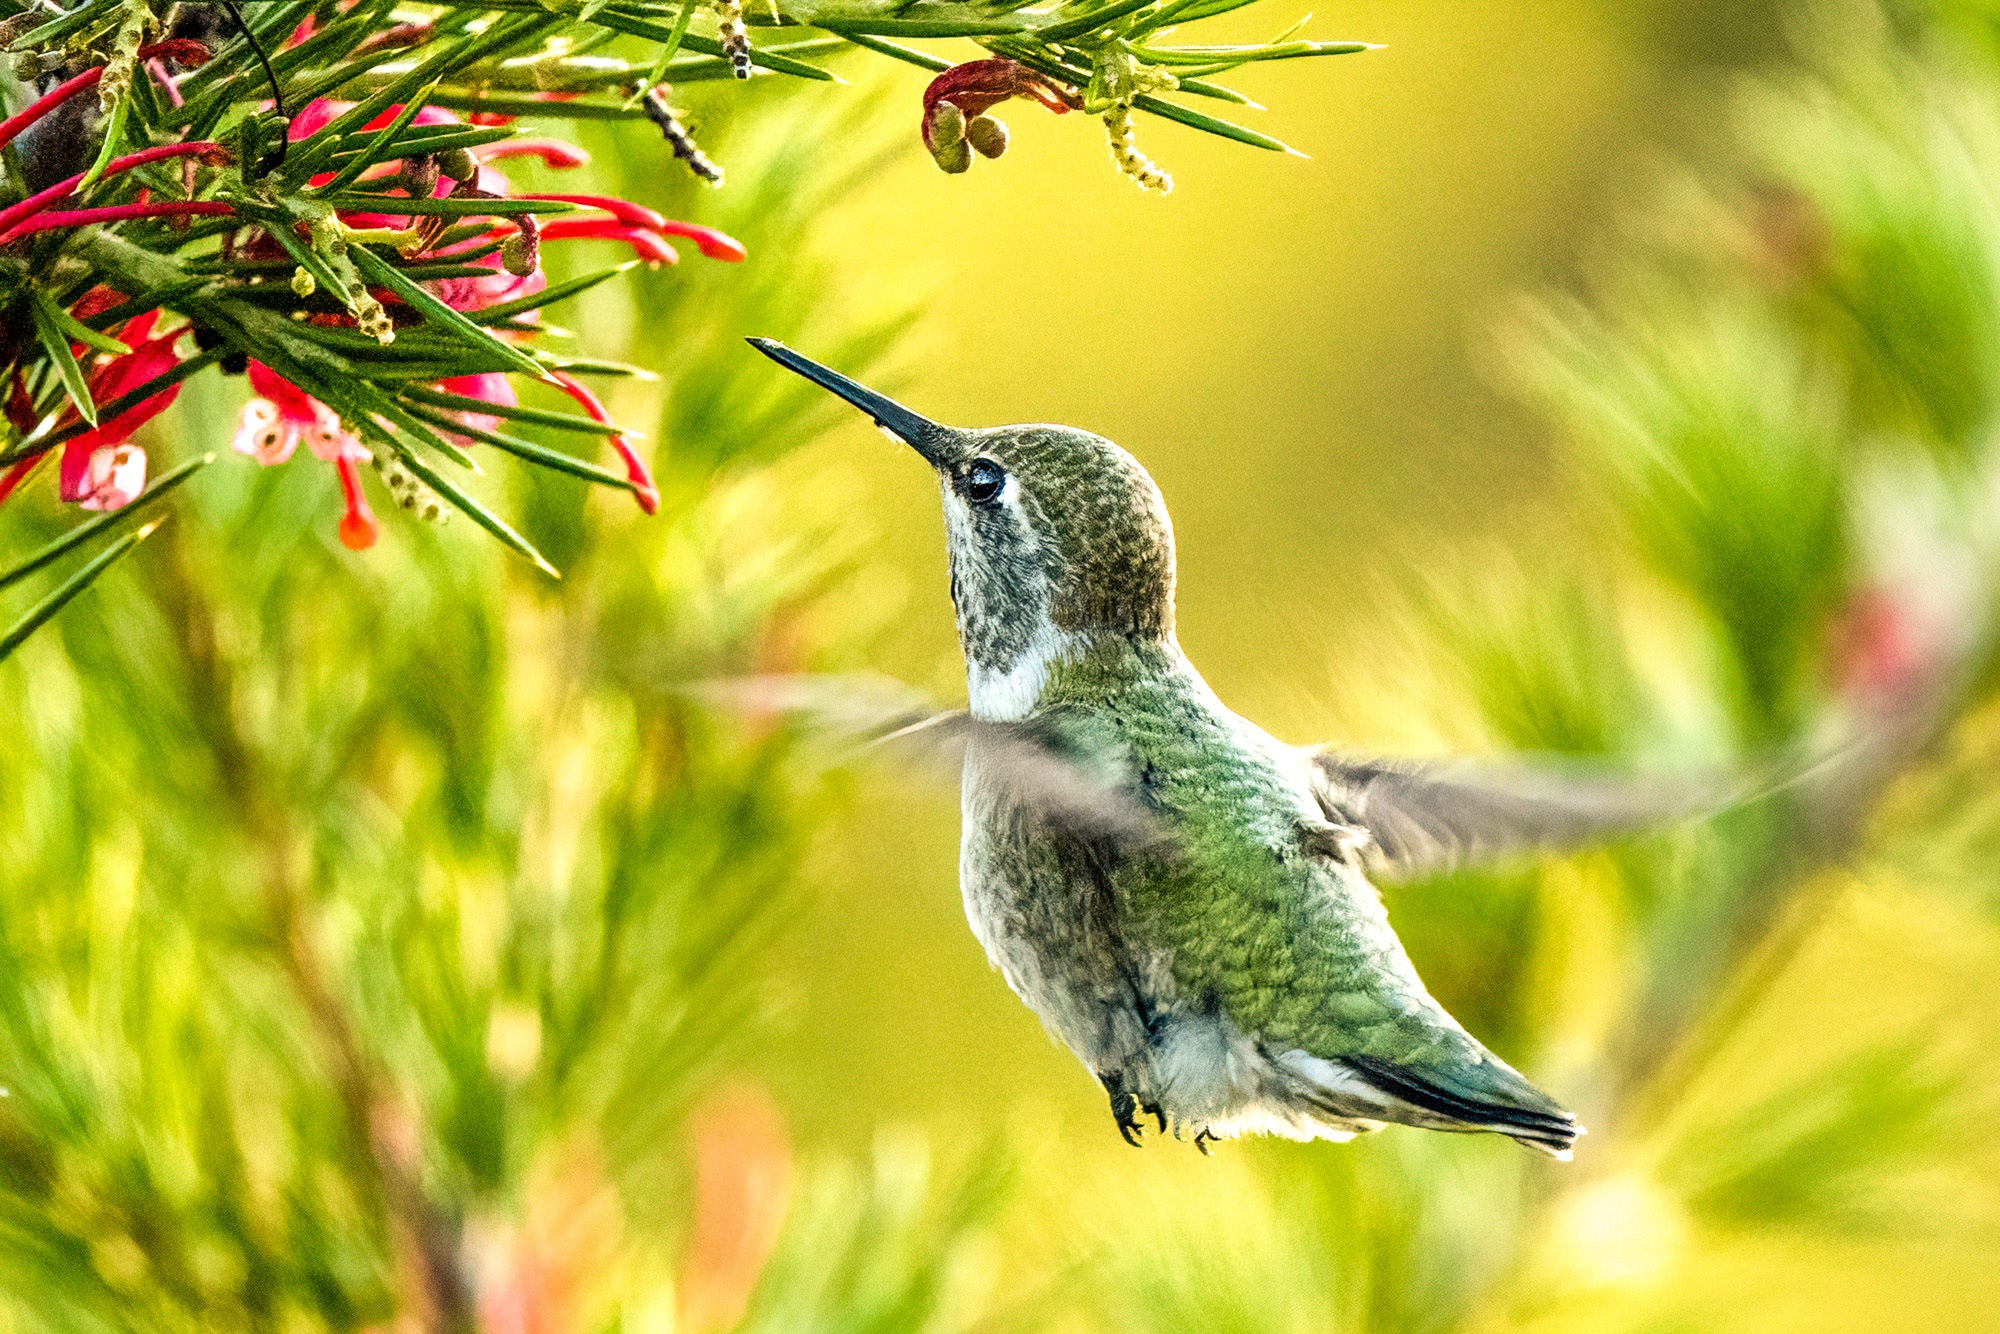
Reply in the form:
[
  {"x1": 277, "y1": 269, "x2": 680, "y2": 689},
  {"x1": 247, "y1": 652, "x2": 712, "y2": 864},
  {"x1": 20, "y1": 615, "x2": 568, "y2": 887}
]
[{"x1": 750, "y1": 340, "x2": 1176, "y2": 717}]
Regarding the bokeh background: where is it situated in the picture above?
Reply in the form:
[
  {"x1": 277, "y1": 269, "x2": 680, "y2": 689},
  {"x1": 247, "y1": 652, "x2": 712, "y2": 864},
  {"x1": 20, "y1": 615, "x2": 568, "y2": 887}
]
[{"x1": 8, "y1": 0, "x2": 2000, "y2": 1329}]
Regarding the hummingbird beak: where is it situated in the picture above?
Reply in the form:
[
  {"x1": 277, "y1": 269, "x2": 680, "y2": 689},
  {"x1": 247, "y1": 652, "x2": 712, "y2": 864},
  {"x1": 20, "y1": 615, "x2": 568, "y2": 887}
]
[{"x1": 747, "y1": 338, "x2": 956, "y2": 464}]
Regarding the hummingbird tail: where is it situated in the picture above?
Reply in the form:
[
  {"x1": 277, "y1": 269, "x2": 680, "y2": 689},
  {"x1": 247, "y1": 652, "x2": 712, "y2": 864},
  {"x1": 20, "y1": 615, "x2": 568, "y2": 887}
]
[{"x1": 1341, "y1": 1053, "x2": 1582, "y2": 1159}]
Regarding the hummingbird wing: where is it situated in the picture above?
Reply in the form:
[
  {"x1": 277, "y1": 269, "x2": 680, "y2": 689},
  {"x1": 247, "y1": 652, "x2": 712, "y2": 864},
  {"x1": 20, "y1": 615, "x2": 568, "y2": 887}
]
[
  {"x1": 1301, "y1": 748, "x2": 1731, "y2": 878},
  {"x1": 688, "y1": 674, "x2": 1162, "y2": 847}
]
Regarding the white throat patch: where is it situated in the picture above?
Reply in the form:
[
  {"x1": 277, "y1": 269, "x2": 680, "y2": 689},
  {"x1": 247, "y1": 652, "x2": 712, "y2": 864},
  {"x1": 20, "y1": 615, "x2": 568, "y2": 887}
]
[{"x1": 967, "y1": 620, "x2": 1076, "y2": 721}]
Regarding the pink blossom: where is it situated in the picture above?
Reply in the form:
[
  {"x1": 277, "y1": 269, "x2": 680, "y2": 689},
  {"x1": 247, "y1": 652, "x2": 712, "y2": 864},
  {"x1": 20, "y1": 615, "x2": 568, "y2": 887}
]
[
  {"x1": 234, "y1": 361, "x2": 361, "y2": 466},
  {"x1": 232, "y1": 362, "x2": 378, "y2": 551},
  {"x1": 437, "y1": 372, "x2": 517, "y2": 441},
  {"x1": 550, "y1": 371, "x2": 658, "y2": 515}
]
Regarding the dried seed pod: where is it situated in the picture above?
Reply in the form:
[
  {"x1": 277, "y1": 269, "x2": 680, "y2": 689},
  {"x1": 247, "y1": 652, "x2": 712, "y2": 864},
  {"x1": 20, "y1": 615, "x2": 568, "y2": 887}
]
[
  {"x1": 714, "y1": 0, "x2": 753, "y2": 79},
  {"x1": 1104, "y1": 103, "x2": 1171, "y2": 195},
  {"x1": 966, "y1": 114, "x2": 1008, "y2": 159},
  {"x1": 641, "y1": 86, "x2": 725, "y2": 185}
]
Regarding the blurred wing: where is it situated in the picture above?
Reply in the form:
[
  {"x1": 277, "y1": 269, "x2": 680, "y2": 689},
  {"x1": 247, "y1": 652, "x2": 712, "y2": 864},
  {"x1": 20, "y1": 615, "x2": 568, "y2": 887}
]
[
  {"x1": 690, "y1": 674, "x2": 1161, "y2": 847},
  {"x1": 1303, "y1": 748, "x2": 1727, "y2": 878}
]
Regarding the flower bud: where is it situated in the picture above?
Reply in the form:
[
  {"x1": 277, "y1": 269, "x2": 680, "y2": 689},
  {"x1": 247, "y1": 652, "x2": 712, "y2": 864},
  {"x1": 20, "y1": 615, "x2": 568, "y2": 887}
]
[
  {"x1": 930, "y1": 137, "x2": 972, "y2": 174},
  {"x1": 401, "y1": 154, "x2": 440, "y2": 198},
  {"x1": 930, "y1": 99, "x2": 966, "y2": 149},
  {"x1": 502, "y1": 216, "x2": 541, "y2": 277},
  {"x1": 291, "y1": 266, "x2": 316, "y2": 297},
  {"x1": 439, "y1": 147, "x2": 479, "y2": 184},
  {"x1": 966, "y1": 114, "x2": 1008, "y2": 159}
]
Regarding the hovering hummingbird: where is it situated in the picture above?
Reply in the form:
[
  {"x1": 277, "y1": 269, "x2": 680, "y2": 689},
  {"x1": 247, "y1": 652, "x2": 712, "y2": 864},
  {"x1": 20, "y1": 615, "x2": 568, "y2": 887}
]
[{"x1": 746, "y1": 338, "x2": 1725, "y2": 1159}]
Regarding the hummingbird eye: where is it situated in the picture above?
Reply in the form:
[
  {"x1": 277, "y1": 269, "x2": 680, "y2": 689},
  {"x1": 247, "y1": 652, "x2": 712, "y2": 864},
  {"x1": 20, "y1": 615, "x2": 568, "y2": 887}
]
[{"x1": 963, "y1": 458, "x2": 1006, "y2": 504}]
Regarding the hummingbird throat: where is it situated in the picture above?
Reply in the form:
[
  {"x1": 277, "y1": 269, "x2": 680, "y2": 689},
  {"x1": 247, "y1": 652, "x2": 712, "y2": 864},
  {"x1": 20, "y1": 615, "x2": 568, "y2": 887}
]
[{"x1": 966, "y1": 618, "x2": 1085, "y2": 721}]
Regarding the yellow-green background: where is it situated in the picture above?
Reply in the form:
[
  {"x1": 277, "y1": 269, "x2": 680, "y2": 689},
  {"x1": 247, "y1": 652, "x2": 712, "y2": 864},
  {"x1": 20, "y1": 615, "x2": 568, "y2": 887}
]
[{"x1": 561, "y1": 4, "x2": 2000, "y2": 1327}]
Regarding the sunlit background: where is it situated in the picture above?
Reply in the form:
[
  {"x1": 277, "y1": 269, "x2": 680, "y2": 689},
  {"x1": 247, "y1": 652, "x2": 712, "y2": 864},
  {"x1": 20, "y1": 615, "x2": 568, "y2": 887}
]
[{"x1": 7, "y1": 0, "x2": 2000, "y2": 1328}]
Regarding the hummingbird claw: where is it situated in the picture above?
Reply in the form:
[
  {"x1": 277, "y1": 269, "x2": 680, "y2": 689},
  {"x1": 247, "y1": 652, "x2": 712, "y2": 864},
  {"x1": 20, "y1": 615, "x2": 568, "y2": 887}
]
[
  {"x1": 1147, "y1": 1102, "x2": 1168, "y2": 1135},
  {"x1": 1107, "y1": 1084, "x2": 1145, "y2": 1146},
  {"x1": 1194, "y1": 1127, "x2": 1215, "y2": 1156}
]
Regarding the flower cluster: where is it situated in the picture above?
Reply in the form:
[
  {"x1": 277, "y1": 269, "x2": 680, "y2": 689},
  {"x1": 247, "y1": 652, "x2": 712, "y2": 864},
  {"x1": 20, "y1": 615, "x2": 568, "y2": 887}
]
[{"x1": 0, "y1": 41, "x2": 743, "y2": 554}]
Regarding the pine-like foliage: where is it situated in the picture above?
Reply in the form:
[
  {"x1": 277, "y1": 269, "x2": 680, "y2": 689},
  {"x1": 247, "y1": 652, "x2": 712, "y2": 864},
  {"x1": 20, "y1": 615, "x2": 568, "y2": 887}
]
[
  {"x1": 0, "y1": 0, "x2": 1366, "y2": 658},
  {"x1": 0, "y1": 92, "x2": 1013, "y2": 1331}
]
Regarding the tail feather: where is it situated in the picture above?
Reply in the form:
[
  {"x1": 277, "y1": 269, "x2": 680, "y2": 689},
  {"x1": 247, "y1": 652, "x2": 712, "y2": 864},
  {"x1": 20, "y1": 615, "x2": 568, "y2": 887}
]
[{"x1": 1342, "y1": 1053, "x2": 1582, "y2": 1159}]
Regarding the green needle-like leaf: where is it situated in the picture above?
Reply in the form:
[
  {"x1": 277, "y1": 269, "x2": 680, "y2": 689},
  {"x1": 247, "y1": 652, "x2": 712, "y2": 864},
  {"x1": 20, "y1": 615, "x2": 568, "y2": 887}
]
[
  {"x1": 835, "y1": 31, "x2": 949, "y2": 72},
  {"x1": 0, "y1": 454, "x2": 211, "y2": 593},
  {"x1": 1, "y1": 349, "x2": 228, "y2": 467},
  {"x1": 0, "y1": 520, "x2": 160, "y2": 664},
  {"x1": 400, "y1": 402, "x2": 640, "y2": 493},
  {"x1": 318, "y1": 194, "x2": 573, "y2": 217},
  {"x1": 398, "y1": 383, "x2": 630, "y2": 435},
  {"x1": 1035, "y1": 0, "x2": 1159, "y2": 44},
  {"x1": 1134, "y1": 92, "x2": 1302, "y2": 152},
  {"x1": 312, "y1": 80, "x2": 445, "y2": 197},
  {"x1": 346, "y1": 243, "x2": 551, "y2": 383},
  {"x1": 393, "y1": 444, "x2": 563, "y2": 579},
  {"x1": 39, "y1": 299, "x2": 132, "y2": 358},
  {"x1": 636, "y1": 0, "x2": 701, "y2": 94},
  {"x1": 591, "y1": 9, "x2": 838, "y2": 79},
  {"x1": 28, "y1": 290, "x2": 100, "y2": 428},
  {"x1": 76, "y1": 95, "x2": 129, "y2": 191},
  {"x1": 469, "y1": 262, "x2": 636, "y2": 327}
]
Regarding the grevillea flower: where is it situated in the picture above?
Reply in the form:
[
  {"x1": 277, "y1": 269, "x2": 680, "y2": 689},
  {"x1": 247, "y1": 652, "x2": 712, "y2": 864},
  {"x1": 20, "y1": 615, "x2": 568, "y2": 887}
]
[
  {"x1": 920, "y1": 59, "x2": 1078, "y2": 174},
  {"x1": 234, "y1": 361, "x2": 359, "y2": 468},
  {"x1": 52, "y1": 311, "x2": 185, "y2": 512},
  {"x1": 216, "y1": 100, "x2": 740, "y2": 546},
  {"x1": 0, "y1": 43, "x2": 233, "y2": 246},
  {"x1": 436, "y1": 372, "x2": 516, "y2": 443},
  {"x1": 232, "y1": 361, "x2": 377, "y2": 550}
]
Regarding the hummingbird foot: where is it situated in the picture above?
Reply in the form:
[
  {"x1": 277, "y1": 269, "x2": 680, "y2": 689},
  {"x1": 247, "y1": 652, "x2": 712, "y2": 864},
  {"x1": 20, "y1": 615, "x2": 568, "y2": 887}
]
[
  {"x1": 1146, "y1": 1101, "x2": 1168, "y2": 1135},
  {"x1": 1104, "y1": 1074, "x2": 1147, "y2": 1146},
  {"x1": 1193, "y1": 1127, "x2": 1216, "y2": 1156}
]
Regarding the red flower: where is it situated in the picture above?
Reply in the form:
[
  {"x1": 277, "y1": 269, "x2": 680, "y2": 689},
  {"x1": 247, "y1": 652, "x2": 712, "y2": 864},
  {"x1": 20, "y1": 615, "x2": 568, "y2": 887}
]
[
  {"x1": 549, "y1": 372, "x2": 658, "y2": 515},
  {"x1": 57, "y1": 318, "x2": 185, "y2": 512},
  {"x1": 234, "y1": 361, "x2": 361, "y2": 467}
]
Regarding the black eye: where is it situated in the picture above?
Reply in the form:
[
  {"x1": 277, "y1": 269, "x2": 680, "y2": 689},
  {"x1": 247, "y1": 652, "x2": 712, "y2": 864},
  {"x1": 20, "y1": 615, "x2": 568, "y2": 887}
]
[{"x1": 962, "y1": 458, "x2": 1006, "y2": 503}]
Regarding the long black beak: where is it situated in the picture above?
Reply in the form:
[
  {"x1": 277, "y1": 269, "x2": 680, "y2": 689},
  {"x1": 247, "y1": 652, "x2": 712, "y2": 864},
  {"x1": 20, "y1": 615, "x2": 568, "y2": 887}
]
[{"x1": 747, "y1": 338, "x2": 956, "y2": 464}]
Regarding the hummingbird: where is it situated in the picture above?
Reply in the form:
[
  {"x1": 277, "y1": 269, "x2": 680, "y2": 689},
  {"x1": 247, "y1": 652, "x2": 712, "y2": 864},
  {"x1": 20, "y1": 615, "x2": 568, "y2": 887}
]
[{"x1": 747, "y1": 338, "x2": 1721, "y2": 1158}]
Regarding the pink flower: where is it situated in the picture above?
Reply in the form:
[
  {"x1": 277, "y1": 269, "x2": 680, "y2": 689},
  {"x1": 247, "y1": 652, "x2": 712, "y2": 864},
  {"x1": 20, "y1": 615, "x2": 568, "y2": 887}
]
[
  {"x1": 56, "y1": 324, "x2": 186, "y2": 511},
  {"x1": 437, "y1": 372, "x2": 516, "y2": 441},
  {"x1": 234, "y1": 361, "x2": 360, "y2": 466},
  {"x1": 233, "y1": 361, "x2": 377, "y2": 550}
]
